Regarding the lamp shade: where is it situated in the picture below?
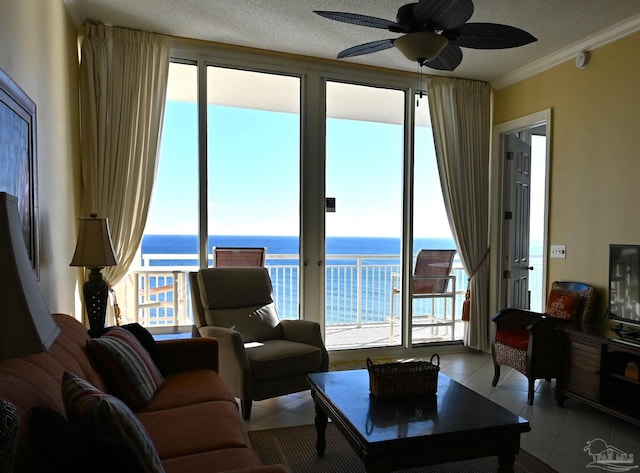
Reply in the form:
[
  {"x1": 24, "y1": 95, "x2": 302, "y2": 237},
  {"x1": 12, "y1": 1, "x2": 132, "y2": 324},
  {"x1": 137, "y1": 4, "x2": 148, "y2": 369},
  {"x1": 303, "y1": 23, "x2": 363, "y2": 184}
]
[
  {"x1": 0, "y1": 192, "x2": 60, "y2": 361},
  {"x1": 395, "y1": 32, "x2": 449, "y2": 64},
  {"x1": 70, "y1": 215, "x2": 118, "y2": 268}
]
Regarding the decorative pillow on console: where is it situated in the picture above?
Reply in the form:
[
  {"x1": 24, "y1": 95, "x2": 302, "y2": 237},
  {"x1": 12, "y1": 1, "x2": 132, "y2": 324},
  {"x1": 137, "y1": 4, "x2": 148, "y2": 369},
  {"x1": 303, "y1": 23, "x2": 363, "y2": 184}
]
[
  {"x1": 61, "y1": 371, "x2": 165, "y2": 473},
  {"x1": 546, "y1": 290, "x2": 579, "y2": 320},
  {"x1": 87, "y1": 326, "x2": 165, "y2": 409},
  {"x1": 32, "y1": 407, "x2": 144, "y2": 473}
]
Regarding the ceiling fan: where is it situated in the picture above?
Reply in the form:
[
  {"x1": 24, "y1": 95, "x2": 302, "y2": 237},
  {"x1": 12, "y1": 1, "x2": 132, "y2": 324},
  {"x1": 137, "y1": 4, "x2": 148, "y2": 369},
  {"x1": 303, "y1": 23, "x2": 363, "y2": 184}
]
[{"x1": 314, "y1": 0, "x2": 537, "y2": 71}]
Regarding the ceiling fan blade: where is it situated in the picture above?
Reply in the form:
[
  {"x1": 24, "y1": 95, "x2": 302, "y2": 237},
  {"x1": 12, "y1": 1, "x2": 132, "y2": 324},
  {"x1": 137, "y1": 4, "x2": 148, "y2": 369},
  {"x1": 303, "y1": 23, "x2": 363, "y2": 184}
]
[
  {"x1": 422, "y1": 44, "x2": 463, "y2": 71},
  {"x1": 314, "y1": 11, "x2": 402, "y2": 30},
  {"x1": 449, "y1": 23, "x2": 537, "y2": 49},
  {"x1": 413, "y1": 0, "x2": 474, "y2": 30},
  {"x1": 337, "y1": 39, "x2": 396, "y2": 59}
]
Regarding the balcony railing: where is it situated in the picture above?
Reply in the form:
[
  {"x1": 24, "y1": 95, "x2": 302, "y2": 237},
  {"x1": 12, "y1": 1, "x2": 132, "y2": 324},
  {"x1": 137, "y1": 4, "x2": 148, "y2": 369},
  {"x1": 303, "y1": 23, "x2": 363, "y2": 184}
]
[{"x1": 115, "y1": 253, "x2": 543, "y2": 336}]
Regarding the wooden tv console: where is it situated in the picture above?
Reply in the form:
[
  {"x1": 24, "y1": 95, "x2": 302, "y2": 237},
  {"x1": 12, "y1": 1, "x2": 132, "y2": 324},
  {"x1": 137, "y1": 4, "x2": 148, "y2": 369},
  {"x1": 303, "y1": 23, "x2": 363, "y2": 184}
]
[{"x1": 556, "y1": 323, "x2": 640, "y2": 427}]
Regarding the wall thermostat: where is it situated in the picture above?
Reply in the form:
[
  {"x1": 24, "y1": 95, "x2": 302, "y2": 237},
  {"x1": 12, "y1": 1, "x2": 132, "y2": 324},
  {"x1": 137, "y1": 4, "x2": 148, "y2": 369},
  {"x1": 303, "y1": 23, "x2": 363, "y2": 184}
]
[
  {"x1": 325, "y1": 197, "x2": 336, "y2": 213},
  {"x1": 576, "y1": 51, "x2": 590, "y2": 69}
]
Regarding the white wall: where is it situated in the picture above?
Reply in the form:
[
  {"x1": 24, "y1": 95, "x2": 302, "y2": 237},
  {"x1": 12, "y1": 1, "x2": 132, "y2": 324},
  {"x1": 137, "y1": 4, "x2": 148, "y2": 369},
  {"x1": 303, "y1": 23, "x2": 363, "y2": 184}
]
[{"x1": 0, "y1": 0, "x2": 82, "y2": 316}]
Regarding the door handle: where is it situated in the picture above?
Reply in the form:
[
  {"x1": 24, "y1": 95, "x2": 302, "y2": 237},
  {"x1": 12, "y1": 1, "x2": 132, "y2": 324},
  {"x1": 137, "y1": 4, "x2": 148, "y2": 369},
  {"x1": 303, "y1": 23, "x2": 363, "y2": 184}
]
[{"x1": 528, "y1": 266, "x2": 534, "y2": 271}]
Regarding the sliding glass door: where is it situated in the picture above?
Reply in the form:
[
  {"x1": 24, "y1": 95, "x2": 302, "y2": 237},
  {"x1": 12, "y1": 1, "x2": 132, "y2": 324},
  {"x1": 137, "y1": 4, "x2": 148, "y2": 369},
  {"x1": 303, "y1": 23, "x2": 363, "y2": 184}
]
[
  {"x1": 324, "y1": 81, "x2": 404, "y2": 349},
  {"x1": 115, "y1": 54, "x2": 464, "y2": 349}
]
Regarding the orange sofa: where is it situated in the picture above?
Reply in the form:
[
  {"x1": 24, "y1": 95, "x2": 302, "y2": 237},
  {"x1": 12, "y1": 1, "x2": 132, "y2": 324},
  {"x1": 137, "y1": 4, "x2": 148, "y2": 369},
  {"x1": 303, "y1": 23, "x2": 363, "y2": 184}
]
[{"x1": 0, "y1": 313, "x2": 287, "y2": 473}]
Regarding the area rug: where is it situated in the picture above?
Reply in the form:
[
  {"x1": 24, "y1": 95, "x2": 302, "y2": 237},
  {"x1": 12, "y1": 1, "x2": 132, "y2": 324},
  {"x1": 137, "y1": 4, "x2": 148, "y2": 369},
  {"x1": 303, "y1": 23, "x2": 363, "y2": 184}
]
[{"x1": 249, "y1": 424, "x2": 557, "y2": 473}]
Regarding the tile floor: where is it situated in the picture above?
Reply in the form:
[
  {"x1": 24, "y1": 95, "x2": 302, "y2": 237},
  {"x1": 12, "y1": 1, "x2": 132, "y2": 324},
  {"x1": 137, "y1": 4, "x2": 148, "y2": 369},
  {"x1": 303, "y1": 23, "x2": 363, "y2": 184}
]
[{"x1": 243, "y1": 350, "x2": 640, "y2": 473}]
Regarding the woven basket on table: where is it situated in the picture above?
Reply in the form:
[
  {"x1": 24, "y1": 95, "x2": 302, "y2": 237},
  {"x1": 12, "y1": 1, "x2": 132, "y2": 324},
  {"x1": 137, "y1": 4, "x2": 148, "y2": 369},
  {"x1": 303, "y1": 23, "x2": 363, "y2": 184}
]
[{"x1": 366, "y1": 354, "x2": 440, "y2": 398}]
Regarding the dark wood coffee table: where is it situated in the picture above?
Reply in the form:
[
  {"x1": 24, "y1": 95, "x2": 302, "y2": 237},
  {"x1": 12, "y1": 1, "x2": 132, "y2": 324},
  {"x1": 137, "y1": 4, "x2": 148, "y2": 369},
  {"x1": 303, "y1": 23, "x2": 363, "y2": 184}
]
[{"x1": 308, "y1": 369, "x2": 530, "y2": 473}]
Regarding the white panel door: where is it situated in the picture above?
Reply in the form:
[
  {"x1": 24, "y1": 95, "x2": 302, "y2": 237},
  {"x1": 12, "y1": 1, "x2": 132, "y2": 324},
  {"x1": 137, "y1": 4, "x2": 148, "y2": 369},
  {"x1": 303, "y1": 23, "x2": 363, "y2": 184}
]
[{"x1": 505, "y1": 133, "x2": 532, "y2": 309}]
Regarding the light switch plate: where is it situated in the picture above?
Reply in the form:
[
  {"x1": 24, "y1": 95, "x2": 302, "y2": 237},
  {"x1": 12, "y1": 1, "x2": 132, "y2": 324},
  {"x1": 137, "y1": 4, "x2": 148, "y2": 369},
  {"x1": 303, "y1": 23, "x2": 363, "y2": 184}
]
[{"x1": 551, "y1": 245, "x2": 566, "y2": 259}]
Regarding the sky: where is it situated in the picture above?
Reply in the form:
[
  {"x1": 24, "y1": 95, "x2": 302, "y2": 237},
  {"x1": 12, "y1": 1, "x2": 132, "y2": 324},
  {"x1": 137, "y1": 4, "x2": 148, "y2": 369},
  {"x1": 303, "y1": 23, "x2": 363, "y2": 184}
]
[
  {"x1": 145, "y1": 63, "x2": 550, "y2": 246},
  {"x1": 145, "y1": 90, "x2": 452, "y2": 239}
]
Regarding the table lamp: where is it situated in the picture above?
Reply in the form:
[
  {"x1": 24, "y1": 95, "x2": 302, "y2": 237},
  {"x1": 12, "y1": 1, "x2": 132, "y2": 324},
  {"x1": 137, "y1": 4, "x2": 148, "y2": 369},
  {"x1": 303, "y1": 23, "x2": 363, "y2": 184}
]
[
  {"x1": 0, "y1": 192, "x2": 60, "y2": 361},
  {"x1": 70, "y1": 214, "x2": 118, "y2": 331}
]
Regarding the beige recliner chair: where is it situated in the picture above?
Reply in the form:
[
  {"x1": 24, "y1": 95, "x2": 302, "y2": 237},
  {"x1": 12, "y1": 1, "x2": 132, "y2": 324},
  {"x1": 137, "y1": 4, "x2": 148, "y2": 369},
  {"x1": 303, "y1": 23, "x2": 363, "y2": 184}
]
[{"x1": 189, "y1": 267, "x2": 329, "y2": 419}]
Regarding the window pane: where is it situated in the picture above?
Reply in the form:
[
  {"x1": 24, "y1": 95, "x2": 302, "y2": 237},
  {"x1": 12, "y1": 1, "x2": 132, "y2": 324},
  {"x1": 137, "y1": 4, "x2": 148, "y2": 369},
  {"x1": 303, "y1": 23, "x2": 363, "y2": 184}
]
[{"x1": 207, "y1": 67, "x2": 301, "y2": 319}]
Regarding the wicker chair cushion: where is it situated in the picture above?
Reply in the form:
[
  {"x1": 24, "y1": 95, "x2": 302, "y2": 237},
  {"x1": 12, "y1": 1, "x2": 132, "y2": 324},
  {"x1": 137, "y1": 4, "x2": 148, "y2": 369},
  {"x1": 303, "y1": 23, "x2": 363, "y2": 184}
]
[
  {"x1": 494, "y1": 341, "x2": 527, "y2": 375},
  {"x1": 546, "y1": 290, "x2": 578, "y2": 320},
  {"x1": 495, "y1": 329, "x2": 529, "y2": 350}
]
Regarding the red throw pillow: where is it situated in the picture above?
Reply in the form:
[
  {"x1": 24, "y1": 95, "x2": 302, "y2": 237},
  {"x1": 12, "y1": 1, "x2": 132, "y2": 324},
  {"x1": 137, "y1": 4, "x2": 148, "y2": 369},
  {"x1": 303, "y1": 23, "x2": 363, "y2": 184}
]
[
  {"x1": 546, "y1": 290, "x2": 578, "y2": 320},
  {"x1": 496, "y1": 329, "x2": 529, "y2": 350}
]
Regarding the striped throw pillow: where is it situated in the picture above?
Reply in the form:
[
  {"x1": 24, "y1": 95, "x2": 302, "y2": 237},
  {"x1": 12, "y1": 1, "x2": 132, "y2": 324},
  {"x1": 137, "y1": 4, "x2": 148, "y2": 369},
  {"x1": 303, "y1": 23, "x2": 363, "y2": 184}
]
[
  {"x1": 87, "y1": 327, "x2": 165, "y2": 409},
  {"x1": 62, "y1": 372, "x2": 165, "y2": 473}
]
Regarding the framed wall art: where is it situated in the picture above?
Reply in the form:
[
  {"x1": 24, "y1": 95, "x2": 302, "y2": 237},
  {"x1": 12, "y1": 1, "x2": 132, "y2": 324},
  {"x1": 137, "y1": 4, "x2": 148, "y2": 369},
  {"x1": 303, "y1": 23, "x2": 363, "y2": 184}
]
[{"x1": 0, "y1": 67, "x2": 39, "y2": 277}]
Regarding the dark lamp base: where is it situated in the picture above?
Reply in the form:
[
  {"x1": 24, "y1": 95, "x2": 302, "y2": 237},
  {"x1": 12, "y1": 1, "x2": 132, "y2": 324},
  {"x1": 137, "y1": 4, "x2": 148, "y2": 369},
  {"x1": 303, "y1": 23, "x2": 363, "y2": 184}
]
[{"x1": 83, "y1": 268, "x2": 110, "y2": 331}]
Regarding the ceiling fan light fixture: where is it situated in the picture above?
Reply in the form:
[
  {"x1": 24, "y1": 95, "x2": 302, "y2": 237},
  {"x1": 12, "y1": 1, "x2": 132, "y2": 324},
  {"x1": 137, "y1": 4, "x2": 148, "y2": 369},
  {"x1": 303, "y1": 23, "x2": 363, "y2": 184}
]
[{"x1": 395, "y1": 32, "x2": 449, "y2": 64}]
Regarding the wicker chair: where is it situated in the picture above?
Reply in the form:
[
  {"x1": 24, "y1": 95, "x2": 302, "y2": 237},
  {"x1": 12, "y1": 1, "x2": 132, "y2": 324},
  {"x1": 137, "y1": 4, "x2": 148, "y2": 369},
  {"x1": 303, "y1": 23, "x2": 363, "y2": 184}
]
[{"x1": 491, "y1": 281, "x2": 596, "y2": 405}]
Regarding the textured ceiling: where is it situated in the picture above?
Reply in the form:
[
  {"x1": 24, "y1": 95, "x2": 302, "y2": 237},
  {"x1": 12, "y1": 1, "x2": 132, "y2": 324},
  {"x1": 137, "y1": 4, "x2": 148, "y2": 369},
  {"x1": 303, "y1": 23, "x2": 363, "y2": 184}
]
[{"x1": 65, "y1": 0, "x2": 640, "y2": 83}]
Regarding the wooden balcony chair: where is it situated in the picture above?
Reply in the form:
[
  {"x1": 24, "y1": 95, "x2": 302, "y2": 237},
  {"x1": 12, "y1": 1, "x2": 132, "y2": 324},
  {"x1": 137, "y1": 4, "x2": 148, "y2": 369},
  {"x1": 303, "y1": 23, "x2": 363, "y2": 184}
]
[
  {"x1": 189, "y1": 267, "x2": 328, "y2": 420},
  {"x1": 491, "y1": 281, "x2": 596, "y2": 405},
  {"x1": 389, "y1": 249, "x2": 457, "y2": 342},
  {"x1": 213, "y1": 246, "x2": 266, "y2": 267}
]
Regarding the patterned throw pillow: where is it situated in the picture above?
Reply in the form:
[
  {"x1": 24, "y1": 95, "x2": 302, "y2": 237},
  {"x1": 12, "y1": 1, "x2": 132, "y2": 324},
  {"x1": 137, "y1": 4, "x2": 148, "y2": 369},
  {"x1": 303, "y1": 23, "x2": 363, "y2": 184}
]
[
  {"x1": 61, "y1": 372, "x2": 165, "y2": 473},
  {"x1": 0, "y1": 399, "x2": 19, "y2": 473},
  {"x1": 546, "y1": 290, "x2": 579, "y2": 320},
  {"x1": 87, "y1": 326, "x2": 165, "y2": 409},
  {"x1": 551, "y1": 282, "x2": 595, "y2": 323}
]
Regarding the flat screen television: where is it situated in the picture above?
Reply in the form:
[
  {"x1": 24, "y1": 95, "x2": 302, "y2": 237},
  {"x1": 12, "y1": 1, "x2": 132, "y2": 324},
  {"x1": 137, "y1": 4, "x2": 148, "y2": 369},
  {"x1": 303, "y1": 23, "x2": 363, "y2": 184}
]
[{"x1": 609, "y1": 244, "x2": 640, "y2": 333}]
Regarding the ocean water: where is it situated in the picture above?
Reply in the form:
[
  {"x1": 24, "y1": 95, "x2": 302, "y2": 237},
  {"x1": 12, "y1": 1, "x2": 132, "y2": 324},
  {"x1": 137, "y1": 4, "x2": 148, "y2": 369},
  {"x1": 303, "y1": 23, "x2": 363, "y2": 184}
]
[
  {"x1": 138, "y1": 235, "x2": 544, "y2": 323},
  {"x1": 141, "y1": 234, "x2": 456, "y2": 259},
  {"x1": 139, "y1": 235, "x2": 461, "y2": 324}
]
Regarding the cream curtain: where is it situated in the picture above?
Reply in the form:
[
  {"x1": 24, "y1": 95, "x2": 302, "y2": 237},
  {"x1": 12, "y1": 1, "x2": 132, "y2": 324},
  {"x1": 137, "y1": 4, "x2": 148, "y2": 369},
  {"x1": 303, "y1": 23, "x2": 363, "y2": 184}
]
[
  {"x1": 426, "y1": 77, "x2": 491, "y2": 352},
  {"x1": 79, "y1": 23, "x2": 169, "y2": 288}
]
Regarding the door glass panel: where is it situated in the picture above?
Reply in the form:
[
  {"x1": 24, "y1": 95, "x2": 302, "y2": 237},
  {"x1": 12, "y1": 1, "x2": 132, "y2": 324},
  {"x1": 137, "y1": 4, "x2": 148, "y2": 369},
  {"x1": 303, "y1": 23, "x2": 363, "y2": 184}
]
[
  {"x1": 324, "y1": 82, "x2": 404, "y2": 350},
  {"x1": 411, "y1": 95, "x2": 462, "y2": 344},
  {"x1": 529, "y1": 134, "x2": 547, "y2": 312},
  {"x1": 207, "y1": 67, "x2": 301, "y2": 319}
]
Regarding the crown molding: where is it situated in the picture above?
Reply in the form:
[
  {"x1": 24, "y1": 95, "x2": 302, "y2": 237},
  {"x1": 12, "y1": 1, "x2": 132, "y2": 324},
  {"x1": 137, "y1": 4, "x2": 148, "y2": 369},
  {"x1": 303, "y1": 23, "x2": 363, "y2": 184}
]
[{"x1": 492, "y1": 13, "x2": 640, "y2": 90}]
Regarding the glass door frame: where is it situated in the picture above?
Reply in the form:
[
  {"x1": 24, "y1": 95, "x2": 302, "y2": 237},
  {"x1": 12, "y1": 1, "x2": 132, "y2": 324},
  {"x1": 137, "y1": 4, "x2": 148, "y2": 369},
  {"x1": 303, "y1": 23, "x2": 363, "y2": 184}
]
[{"x1": 312, "y1": 75, "x2": 419, "y2": 350}]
